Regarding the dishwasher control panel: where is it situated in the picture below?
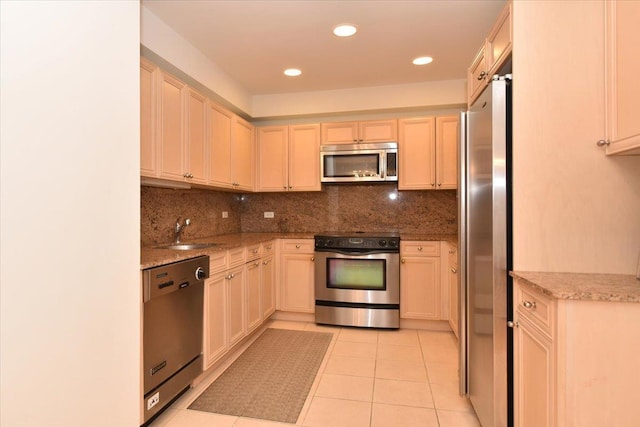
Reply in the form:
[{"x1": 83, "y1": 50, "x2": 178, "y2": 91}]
[{"x1": 142, "y1": 256, "x2": 209, "y2": 302}]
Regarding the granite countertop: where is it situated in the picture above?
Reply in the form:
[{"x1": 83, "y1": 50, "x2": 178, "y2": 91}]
[
  {"x1": 141, "y1": 232, "x2": 457, "y2": 269},
  {"x1": 510, "y1": 271, "x2": 640, "y2": 303}
]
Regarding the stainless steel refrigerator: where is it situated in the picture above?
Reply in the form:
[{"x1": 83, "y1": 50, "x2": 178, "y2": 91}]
[{"x1": 459, "y1": 75, "x2": 512, "y2": 427}]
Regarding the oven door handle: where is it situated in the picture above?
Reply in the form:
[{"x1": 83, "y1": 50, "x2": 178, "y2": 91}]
[{"x1": 315, "y1": 248, "x2": 396, "y2": 256}]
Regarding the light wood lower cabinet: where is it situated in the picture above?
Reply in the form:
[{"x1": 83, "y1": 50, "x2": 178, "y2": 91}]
[
  {"x1": 279, "y1": 239, "x2": 315, "y2": 313},
  {"x1": 261, "y1": 254, "x2": 275, "y2": 318},
  {"x1": 513, "y1": 277, "x2": 640, "y2": 426},
  {"x1": 246, "y1": 258, "x2": 262, "y2": 333},
  {"x1": 203, "y1": 273, "x2": 228, "y2": 367},
  {"x1": 226, "y1": 264, "x2": 246, "y2": 347},
  {"x1": 400, "y1": 241, "x2": 441, "y2": 320}
]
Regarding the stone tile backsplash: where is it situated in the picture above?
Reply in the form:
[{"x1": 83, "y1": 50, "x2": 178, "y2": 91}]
[{"x1": 141, "y1": 184, "x2": 457, "y2": 246}]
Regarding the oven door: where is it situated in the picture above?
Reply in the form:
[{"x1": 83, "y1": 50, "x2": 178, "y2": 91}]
[{"x1": 314, "y1": 250, "x2": 400, "y2": 304}]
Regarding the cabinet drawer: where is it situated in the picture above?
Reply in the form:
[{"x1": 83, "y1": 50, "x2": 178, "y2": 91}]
[
  {"x1": 228, "y1": 247, "x2": 246, "y2": 267},
  {"x1": 262, "y1": 240, "x2": 275, "y2": 256},
  {"x1": 246, "y1": 244, "x2": 261, "y2": 261},
  {"x1": 516, "y1": 281, "x2": 555, "y2": 338},
  {"x1": 281, "y1": 239, "x2": 314, "y2": 253},
  {"x1": 401, "y1": 241, "x2": 440, "y2": 257},
  {"x1": 209, "y1": 251, "x2": 228, "y2": 274}
]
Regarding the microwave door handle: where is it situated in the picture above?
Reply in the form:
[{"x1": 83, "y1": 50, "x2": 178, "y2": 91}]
[{"x1": 380, "y1": 152, "x2": 386, "y2": 179}]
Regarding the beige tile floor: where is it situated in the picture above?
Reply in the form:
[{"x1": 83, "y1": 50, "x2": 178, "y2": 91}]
[{"x1": 149, "y1": 320, "x2": 481, "y2": 427}]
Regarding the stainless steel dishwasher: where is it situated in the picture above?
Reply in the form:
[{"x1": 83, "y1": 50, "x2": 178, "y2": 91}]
[{"x1": 142, "y1": 256, "x2": 209, "y2": 424}]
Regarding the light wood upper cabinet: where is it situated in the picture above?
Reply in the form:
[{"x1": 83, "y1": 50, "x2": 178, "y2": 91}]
[
  {"x1": 140, "y1": 58, "x2": 157, "y2": 178},
  {"x1": 256, "y1": 124, "x2": 320, "y2": 192},
  {"x1": 141, "y1": 65, "x2": 208, "y2": 184},
  {"x1": 398, "y1": 117, "x2": 436, "y2": 190},
  {"x1": 435, "y1": 116, "x2": 459, "y2": 190},
  {"x1": 604, "y1": 0, "x2": 640, "y2": 155},
  {"x1": 157, "y1": 71, "x2": 186, "y2": 181},
  {"x1": 184, "y1": 88, "x2": 207, "y2": 184},
  {"x1": 398, "y1": 115, "x2": 458, "y2": 190},
  {"x1": 233, "y1": 117, "x2": 255, "y2": 191},
  {"x1": 208, "y1": 102, "x2": 255, "y2": 191},
  {"x1": 321, "y1": 119, "x2": 397, "y2": 144},
  {"x1": 289, "y1": 124, "x2": 321, "y2": 191},
  {"x1": 208, "y1": 101, "x2": 233, "y2": 187},
  {"x1": 256, "y1": 126, "x2": 288, "y2": 191},
  {"x1": 467, "y1": 0, "x2": 512, "y2": 105}
]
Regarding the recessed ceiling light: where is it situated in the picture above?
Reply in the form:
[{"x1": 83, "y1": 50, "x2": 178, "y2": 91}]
[
  {"x1": 284, "y1": 68, "x2": 302, "y2": 77},
  {"x1": 333, "y1": 24, "x2": 357, "y2": 37},
  {"x1": 413, "y1": 56, "x2": 434, "y2": 65}
]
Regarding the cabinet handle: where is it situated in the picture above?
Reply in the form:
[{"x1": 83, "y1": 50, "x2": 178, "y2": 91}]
[
  {"x1": 283, "y1": 186, "x2": 287, "y2": 189},
  {"x1": 417, "y1": 246, "x2": 423, "y2": 251},
  {"x1": 295, "y1": 244, "x2": 301, "y2": 248},
  {"x1": 507, "y1": 320, "x2": 519, "y2": 328},
  {"x1": 437, "y1": 183, "x2": 442, "y2": 187},
  {"x1": 266, "y1": 245, "x2": 272, "y2": 250},
  {"x1": 401, "y1": 258, "x2": 405, "y2": 263},
  {"x1": 523, "y1": 301, "x2": 537, "y2": 309},
  {"x1": 311, "y1": 256, "x2": 315, "y2": 261},
  {"x1": 254, "y1": 261, "x2": 260, "y2": 266},
  {"x1": 477, "y1": 71, "x2": 487, "y2": 80},
  {"x1": 252, "y1": 249, "x2": 259, "y2": 254},
  {"x1": 263, "y1": 260, "x2": 269, "y2": 265},
  {"x1": 225, "y1": 274, "x2": 233, "y2": 280},
  {"x1": 450, "y1": 267, "x2": 457, "y2": 273},
  {"x1": 596, "y1": 139, "x2": 610, "y2": 147},
  {"x1": 448, "y1": 249, "x2": 455, "y2": 254}
]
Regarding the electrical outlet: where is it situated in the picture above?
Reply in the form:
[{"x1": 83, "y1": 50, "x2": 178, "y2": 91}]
[
  {"x1": 147, "y1": 392, "x2": 160, "y2": 410},
  {"x1": 264, "y1": 211, "x2": 274, "y2": 218},
  {"x1": 222, "y1": 211, "x2": 228, "y2": 218}
]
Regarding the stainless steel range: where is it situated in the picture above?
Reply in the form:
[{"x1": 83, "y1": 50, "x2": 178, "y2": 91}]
[{"x1": 314, "y1": 233, "x2": 400, "y2": 328}]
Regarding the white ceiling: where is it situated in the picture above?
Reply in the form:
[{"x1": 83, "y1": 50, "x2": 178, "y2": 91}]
[{"x1": 141, "y1": 0, "x2": 507, "y2": 96}]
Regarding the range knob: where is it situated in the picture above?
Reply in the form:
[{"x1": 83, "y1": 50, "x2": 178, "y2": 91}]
[
  {"x1": 316, "y1": 239, "x2": 325, "y2": 247},
  {"x1": 326, "y1": 239, "x2": 334, "y2": 246},
  {"x1": 378, "y1": 239, "x2": 387, "y2": 247},
  {"x1": 388, "y1": 240, "x2": 398, "y2": 247},
  {"x1": 195, "y1": 266, "x2": 206, "y2": 280}
]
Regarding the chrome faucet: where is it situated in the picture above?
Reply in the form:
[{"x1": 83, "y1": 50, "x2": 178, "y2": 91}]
[{"x1": 174, "y1": 217, "x2": 190, "y2": 243}]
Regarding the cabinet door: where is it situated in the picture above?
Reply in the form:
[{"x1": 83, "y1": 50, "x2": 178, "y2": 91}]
[
  {"x1": 246, "y1": 260, "x2": 262, "y2": 333},
  {"x1": 486, "y1": 0, "x2": 513, "y2": 77},
  {"x1": 468, "y1": 46, "x2": 488, "y2": 106},
  {"x1": 513, "y1": 316, "x2": 554, "y2": 427},
  {"x1": 185, "y1": 88, "x2": 207, "y2": 184},
  {"x1": 605, "y1": 0, "x2": 640, "y2": 155},
  {"x1": 261, "y1": 255, "x2": 276, "y2": 318},
  {"x1": 359, "y1": 119, "x2": 397, "y2": 143},
  {"x1": 227, "y1": 266, "x2": 246, "y2": 346},
  {"x1": 157, "y1": 71, "x2": 186, "y2": 181},
  {"x1": 289, "y1": 124, "x2": 321, "y2": 191},
  {"x1": 208, "y1": 102, "x2": 233, "y2": 187},
  {"x1": 233, "y1": 117, "x2": 255, "y2": 190},
  {"x1": 435, "y1": 116, "x2": 459, "y2": 189},
  {"x1": 321, "y1": 121, "x2": 358, "y2": 144},
  {"x1": 140, "y1": 59, "x2": 157, "y2": 177},
  {"x1": 400, "y1": 256, "x2": 441, "y2": 320},
  {"x1": 257, "y1": 126, "x2": 288, "y2": 191},
  {"x1": 204, "y1": 274, "x2": 227, "y2": 368},
  {"x1": 398, "y1": 117, "x2": 436, "y2": 190},
  {"x1": 280, "y1": 252, "x2": 315, "y2": 313}
]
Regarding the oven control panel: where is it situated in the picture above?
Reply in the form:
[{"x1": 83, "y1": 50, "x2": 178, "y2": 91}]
[{"x1": 315, "y1": 235, "x2": 400, "y2": 251}]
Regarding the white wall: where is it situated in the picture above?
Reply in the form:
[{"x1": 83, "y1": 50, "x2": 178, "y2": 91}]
[
  {"x1": 512, "y1": 0, "x2": 640, "y2": 274},
  {"x1": 0, "y1": 2, "x2": 140, "y2": 426}
]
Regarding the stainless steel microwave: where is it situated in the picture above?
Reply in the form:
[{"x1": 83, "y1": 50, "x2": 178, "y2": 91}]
[{"x1": 320, "y1": 142, "x2": 398, "y2": 183}]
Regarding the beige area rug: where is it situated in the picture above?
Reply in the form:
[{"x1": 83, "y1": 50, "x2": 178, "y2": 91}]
[{"x1": 189, "y1": 328, "x2": 333, "y2": 423}]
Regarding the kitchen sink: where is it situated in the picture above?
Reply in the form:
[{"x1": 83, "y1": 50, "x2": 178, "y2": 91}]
[{"x1": 156, "y1": 243, "x2": 218, "y2": 250}]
